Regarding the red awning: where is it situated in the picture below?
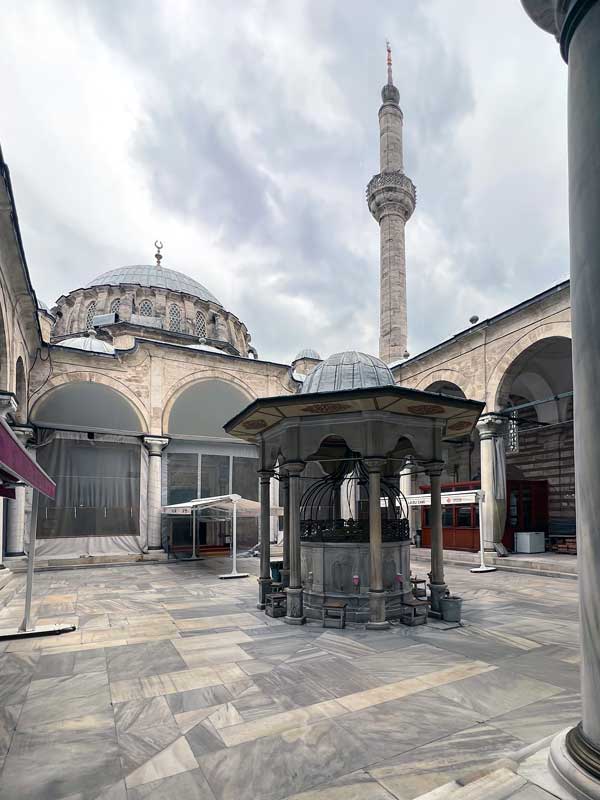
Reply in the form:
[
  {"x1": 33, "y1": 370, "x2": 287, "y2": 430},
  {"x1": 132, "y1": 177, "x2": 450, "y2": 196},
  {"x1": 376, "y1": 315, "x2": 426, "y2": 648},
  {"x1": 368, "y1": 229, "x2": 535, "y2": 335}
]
[{"x1": 0, "y1": 417, "x2": 55, "y2": 498}]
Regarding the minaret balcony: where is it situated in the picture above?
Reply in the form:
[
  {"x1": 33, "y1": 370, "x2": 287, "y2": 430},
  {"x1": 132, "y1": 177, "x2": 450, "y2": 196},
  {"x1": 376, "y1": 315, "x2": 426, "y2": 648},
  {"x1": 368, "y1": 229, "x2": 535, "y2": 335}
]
[{"x1": 366, "y1": 170, "x2": 416, "y2": 223}]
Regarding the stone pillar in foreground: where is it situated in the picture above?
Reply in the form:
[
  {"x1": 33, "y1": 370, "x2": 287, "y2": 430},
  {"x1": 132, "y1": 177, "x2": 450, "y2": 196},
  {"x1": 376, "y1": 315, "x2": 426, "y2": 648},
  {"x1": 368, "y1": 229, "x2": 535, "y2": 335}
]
[
  {"x1": 143, "y1": 436, "x2": 169, "y2": 551},
  {"x1": 285, "y1": 461, "x2": 305, "y2": 625},
  {"x1": 476, "y1": 414, "x2": 507, "y2": 551},
  {"x1": 6, "y1": 427, "x2": 35, "y2": 556},
  {"x1": 426, "y1": 461, "x2": 446, "y2": 614},
  {"x1": 280, "y1": 471, "x2": 290, "y2": 588},
  {"x1": 365, "y1": 458, "x2": 389, "y2": 630},
  {"x1": 257, "y1": 470, "x2": 274, "y2": 609},
  {"x1": 522, "y1": 2, "x2": 600, "y2": 794}
]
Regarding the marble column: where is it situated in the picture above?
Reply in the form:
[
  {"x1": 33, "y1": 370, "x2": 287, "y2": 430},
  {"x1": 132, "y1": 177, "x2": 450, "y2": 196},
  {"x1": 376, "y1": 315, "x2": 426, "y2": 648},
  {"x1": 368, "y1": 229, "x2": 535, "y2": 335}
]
[
  {"x1": 426, "y1": 461, "x2": 447, "y2": 614},
  {"x1": 257, "y1": 470, "x2": 274, "y2": 609},
  {"x1": 285, "y1": 461, "x2": 305, "y2": 625},
  {"x1": 476, "y1": 414, "x2": 507, "y2": 551},
  {"x1": 365, "y1": 458, "x2": 389, "y2": 630},
  {"x1": 522, "y1": 2, "x2": 600, "y2": 794},
  {"x1": 143, "y1": 437, "x2": 169, "y2": 550},
  {"x1": 399, "y1": 460, "x2": 416, "y2": 538},
  {"x1": 280, "y1": 472, "x2": 290, "y2": 588},
  {"x1": 6, "y1": 427, "x2": 34, "y2": 557}
]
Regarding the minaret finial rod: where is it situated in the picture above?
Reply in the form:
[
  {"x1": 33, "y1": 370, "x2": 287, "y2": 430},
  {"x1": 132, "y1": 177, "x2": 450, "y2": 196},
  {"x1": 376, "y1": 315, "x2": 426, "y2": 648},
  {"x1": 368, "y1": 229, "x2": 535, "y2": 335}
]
[
  {"x1": 386, "y1": 40, "x2": 393, "y2": 85},
  {"x1": 154, "y1": 240, "x2": 163, "y2": 268}
]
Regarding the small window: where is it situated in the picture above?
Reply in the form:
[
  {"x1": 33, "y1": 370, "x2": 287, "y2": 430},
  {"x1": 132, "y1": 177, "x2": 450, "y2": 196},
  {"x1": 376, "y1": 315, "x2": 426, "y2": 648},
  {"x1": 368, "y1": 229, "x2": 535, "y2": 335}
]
[
  {"x1": 169, "y1": 304, "x2": 182, "y2": 332},
  {"x1": 139, "y1": 300, "x2": 153, "y2": 317},
  {"x1": 442, "y1": 507, "x2": 454, "y2": 527},
  {"x1": 194, "y1": 310, "x2": 206, "y2": 337},
  {"x1": 85, "y1": 301, "x2": 97, "y2": 329},
  {"x1": 456, "y1": 506, "x2": 472, "y2": 528},
  {"x1": 110, "y1": 298, "x2": 121, "y2": 315}
]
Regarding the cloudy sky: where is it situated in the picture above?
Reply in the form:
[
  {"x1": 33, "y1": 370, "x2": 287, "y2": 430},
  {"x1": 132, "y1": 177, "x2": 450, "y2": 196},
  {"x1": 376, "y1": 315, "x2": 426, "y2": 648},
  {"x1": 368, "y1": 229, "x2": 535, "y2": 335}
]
[{"x1": 0, "y1": 1, "x2": 568, "y2": 364}]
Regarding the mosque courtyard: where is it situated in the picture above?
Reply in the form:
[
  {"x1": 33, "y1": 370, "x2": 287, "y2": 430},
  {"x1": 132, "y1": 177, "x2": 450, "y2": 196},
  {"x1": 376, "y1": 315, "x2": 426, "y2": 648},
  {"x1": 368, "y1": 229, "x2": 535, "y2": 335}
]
[{"x1": 0, "y1": 558, "x2": 580, "y2": 800}]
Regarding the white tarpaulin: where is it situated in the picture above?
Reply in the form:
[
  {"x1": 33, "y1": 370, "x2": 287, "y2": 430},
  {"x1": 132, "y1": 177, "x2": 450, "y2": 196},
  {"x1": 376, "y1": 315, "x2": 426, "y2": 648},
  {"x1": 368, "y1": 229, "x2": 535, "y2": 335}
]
[{"x1": 162, "y1": 494, "x2": 283, "y2": 517}]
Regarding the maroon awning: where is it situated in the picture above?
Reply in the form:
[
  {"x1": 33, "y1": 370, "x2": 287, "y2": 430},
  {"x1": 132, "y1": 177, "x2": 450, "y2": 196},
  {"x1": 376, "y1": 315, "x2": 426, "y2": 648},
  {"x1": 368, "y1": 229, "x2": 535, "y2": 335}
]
[{"x1": 0, "y1": 417, "x2": 55, "y2": 498}]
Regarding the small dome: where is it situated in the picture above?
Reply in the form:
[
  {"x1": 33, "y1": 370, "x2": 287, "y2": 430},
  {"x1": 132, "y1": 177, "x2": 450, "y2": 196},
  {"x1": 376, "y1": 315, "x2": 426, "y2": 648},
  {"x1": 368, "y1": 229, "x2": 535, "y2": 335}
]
[
  {"x1": 301, "y1": 351, "x2": 394, "y2": 394},
  {"x1": 87, "y1": 265, "x2": 221, "y2": 305},
  {"x1": 293, "y1": 348, "x2": 321, "y2": 362},
  {"x1": 57, "y1": 334, "x2": 115, "y2": 355}
]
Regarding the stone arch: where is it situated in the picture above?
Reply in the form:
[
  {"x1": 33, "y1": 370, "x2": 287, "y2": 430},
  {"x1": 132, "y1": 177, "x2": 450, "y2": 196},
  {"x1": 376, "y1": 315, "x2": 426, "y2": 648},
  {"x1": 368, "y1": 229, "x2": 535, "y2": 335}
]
[
  {"x1": 414, "y1": 369, "x2": 472, "y2": 399},
  {"x1": 164, "y1": 376, "x2": 255, "y2": 438},
  {"x1": 14, "y1": 356, "x2": 27, "y2": 423},
  {"x1": 424, "y1": 379, "x2": 467, "y2": 399},
  {"x1": 30, "y1": 371, "x2": 149, "y2": 432},
  {"x1": 486, "y1": 323, "x2": 571, "y2": 411},
  {"x1": 0, "y1": 288, "x2": 9, "y2": 391}
]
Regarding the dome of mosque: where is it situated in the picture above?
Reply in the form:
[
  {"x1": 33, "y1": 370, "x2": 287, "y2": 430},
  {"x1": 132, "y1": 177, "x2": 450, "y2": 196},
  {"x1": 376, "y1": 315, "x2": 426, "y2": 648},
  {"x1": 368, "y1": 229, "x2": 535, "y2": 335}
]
[
  {"x1": 293, "y1": 348, "x2": 321, "y2": 362},
  {"x1": 300, "y1": 351, "x2": 394, "y2": 394},
  {"x1": 87, "y1": 266, "x2": 221, "y2": 305},
  {"x1": 56, "y1": 334, "x2": 115, "y2": 355}
]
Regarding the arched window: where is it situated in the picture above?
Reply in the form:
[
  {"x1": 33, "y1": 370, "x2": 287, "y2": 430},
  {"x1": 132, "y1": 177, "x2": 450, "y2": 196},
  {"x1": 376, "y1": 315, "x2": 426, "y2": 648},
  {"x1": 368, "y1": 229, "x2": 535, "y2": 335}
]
[
  {"x1": 139, "y1": 299, "x2": 153, "y2": 317},
  {"x1": 85, "y1": 301, "x2": 97, "y2": 329},
  {"x1": 169, "y1": 304, "x2": 182, "y2": 332},
  {"x1": 110, "y1": 298, "x2": 121, "y2": 315},
  {"x1": 194, "y1": 310, "x2": 206, "y2": 337}
]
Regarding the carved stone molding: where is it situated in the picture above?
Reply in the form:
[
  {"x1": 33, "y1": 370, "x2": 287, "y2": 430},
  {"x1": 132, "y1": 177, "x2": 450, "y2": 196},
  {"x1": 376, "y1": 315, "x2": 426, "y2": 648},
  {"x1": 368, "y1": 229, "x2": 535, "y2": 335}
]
[{"x1": 366, "y1": 171, "x2": 416, "y2": 222}]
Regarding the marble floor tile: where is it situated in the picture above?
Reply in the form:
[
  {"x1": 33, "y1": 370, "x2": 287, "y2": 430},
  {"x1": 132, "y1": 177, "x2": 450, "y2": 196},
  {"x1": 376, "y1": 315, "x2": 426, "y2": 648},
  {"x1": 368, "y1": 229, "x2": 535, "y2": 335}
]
[
  {"x1": 0, "y1": 704, "x2": 20, "y2": 760},
  {"x1": 180, "y1": 645, "x2": 252, "y2": 669},
  {"x1": 166, "y1": 685, "x2": 233, "y2": 715},
  {"x1": 114, "y1": 696, "x2": 181, "y2": 773},
  {"x1": 497, "y1": 648, "x2": 581, "y2": 691},
  {"x1": 106, "y1": 640, "x2": 187, "y2": 680},
  {"x1": 176, "y1": 613, "x2": 263, "y2": 631},
  {"x1": 198, "y1": 718, "x2": 368, "y2": 800},
  {"x1": 338, "y1": 691, "x2": 483, "y2": 764},
  {"x1": 427, "y1": 668, "x2": 562, "y2": 720},
  {"x1": 353, "y1": 642, "x2": 472, "y2": 684},
  {"x1": 0, "y1": 710, "x2": 123, "y2": 800},
  {"x1": 18, "y1": 670, "x2": 112, "y2": 728},
  {"x1": 217, "y1": 699, "x2": 347, "y2": 748},
  {"x1": 489, "y1": 690, "x2": 581, "y2": 744},
  {"x1": 369, "y1": 723, "x2": 525, "y2": 800},
  {"x1": 125, "y1": 735, "x2": 199, "y2": 788},
  {"x1": 281, "y1": 769, "x2": 397, "y2": 800},
  {"x1": 172, "y1": 631, "x2": 253, "y2": 651},
  {"x1": 127, "y1": 768, "x2": 217, "y2": 800},
  {"x1": 185, "y1": 718, "x2": 226, "y2": 757}
]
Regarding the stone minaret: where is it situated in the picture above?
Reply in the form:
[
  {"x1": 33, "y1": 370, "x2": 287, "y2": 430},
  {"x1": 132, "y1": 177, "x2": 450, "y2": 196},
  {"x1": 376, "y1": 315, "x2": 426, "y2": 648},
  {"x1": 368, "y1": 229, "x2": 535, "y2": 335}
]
[{"x1": 367, "y1": 43, "x2": 416, "y2": 364}]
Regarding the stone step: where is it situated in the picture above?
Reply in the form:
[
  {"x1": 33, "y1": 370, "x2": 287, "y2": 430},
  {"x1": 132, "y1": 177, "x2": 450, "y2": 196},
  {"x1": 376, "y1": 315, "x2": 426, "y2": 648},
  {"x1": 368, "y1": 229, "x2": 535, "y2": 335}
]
[{"x1": 414, "y1": 768, "x2": 526, "y2": 800}]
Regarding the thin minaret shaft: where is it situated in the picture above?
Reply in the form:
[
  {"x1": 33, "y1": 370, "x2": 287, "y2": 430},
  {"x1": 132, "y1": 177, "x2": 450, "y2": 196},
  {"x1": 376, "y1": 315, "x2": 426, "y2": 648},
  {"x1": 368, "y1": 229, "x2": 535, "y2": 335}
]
[{"x1": 367, "y1": 42, "x2": 416, "y2": 364}]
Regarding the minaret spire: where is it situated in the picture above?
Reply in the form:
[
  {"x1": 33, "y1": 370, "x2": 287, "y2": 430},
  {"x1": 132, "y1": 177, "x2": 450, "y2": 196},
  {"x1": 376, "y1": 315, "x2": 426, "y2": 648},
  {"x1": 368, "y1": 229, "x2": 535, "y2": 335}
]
[
  {"x1": 386, "y1": 40, "x2": 393, "y2": 85},
  {"x1": 366, "y1": 43, "x2": 416, "y2": 363}
]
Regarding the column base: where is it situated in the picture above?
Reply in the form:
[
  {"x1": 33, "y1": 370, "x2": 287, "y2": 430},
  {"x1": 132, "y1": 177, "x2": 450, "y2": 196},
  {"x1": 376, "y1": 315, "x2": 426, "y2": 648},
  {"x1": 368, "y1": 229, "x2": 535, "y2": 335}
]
[
  {"x1": 257, "y1": 577, "x2": 272, "y2": 610},
  {"x1": 549, "y1": 726, "x2": 600, "y2": 799},
  {"x1": 366, "y1": 620, "x2": 390, "y2": 630},
  {"x1": 367, "y1": 590, "x2": 389, "y2": 629},
  {"x1": 284, "y1": 586, "x2": 305, "y2": 624},
  {"x1": 4, "y1": 551, "x2": 25, "y2": 558},
  {"x1": 429, "y1": 582, "x2": 448, "y2": 614}
]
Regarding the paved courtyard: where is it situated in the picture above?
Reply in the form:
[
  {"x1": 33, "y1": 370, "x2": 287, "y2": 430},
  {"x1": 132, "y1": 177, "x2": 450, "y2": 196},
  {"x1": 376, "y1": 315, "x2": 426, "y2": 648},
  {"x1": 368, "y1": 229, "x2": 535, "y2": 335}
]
[{"x1": 0, "y1": 557, "x2": 581, "y2": 800}]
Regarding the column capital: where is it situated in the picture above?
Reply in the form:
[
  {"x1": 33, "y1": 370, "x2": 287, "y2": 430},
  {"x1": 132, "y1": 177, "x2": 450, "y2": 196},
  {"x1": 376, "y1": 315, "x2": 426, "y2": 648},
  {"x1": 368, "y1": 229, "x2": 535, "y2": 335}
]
[
  {"x1": 476, "y1": 413, "x2": 507, "y2": 441},
  {"x1": 521, "y1": 0, "x2": 596, "y2": 62},
  {"x1": 283, "y1": 461, "x2": 305, "y2": 476},
  {"x1": 11, "y1": 425, "x2": 35, "y2": 447},
  {"x1": 364, "y1": 457, "x2": 385, "y2": 473},
  {"x1": 424, "y1": 460, "x2": 444, "y2": 478},
  {"x1": 258, "y1": 469, "x2": 275, "y2": 482},
  {"x1": 142, "y1": 436, "x2": 169, "y2": 456}
]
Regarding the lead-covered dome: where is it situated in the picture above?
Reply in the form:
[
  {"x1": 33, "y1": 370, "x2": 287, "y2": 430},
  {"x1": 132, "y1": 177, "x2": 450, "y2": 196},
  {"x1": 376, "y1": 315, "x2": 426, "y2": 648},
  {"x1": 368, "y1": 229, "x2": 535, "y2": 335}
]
[
  {"x1": 87, "y1": 265, "x2": 221, "y2": 306},
  {"x1": 301, "y1": 351, "x2": 394, "y2": 394}
]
